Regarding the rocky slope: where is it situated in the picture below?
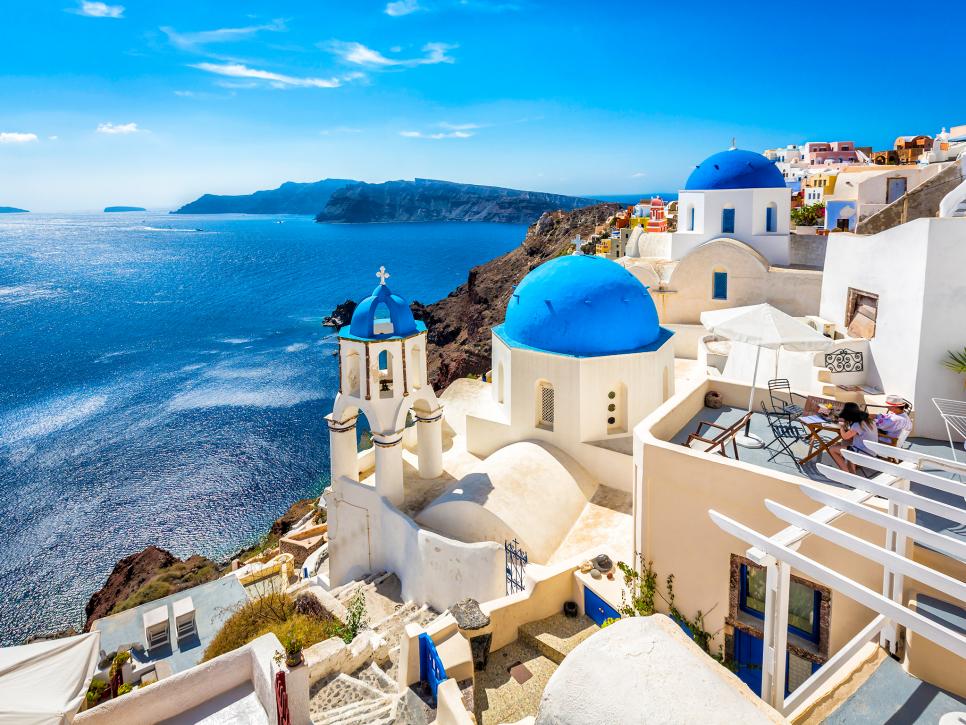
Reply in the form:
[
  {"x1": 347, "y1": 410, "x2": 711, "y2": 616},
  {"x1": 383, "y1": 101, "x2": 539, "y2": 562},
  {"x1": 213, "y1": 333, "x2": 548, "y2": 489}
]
[
  {"x1": 173, "y1": 178, "x2": 356, "y2": 215},
  {"x1": 415, "y1": 202, "x2": 621, "y2": 389},
  {"x1": 315, "y1": 179, "x2": 598, "y2": 224}
]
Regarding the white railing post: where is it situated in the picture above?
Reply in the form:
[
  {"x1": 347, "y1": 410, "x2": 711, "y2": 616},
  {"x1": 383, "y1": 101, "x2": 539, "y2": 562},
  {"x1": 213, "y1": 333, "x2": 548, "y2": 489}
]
[{"x1": 761, "y1": 559, "x2": 790, "y2": 708}]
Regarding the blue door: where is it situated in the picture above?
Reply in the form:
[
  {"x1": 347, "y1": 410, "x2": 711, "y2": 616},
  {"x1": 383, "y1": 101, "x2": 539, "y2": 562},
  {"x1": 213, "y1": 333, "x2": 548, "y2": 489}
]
[
  {"x1": 734, "y1": 628, "x2": 764, "y2": 694},
  {"x1": 722, "y1": 208, "x2": 736, "y2": 233},
  {"x1": 584, "y1": 586, "x2": 620, "y2": 626}
]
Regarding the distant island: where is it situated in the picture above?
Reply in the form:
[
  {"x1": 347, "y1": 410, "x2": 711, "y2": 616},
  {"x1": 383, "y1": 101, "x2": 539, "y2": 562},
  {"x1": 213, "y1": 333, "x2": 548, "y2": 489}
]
[
  {"x1": 0, "y1": 206, "x2": 29, "y2": 213},
  {"x1": 104, "y1": 206, "x2": 146, "y2": 212},
  {"x1": 315, "y1": 179, "x2": 599, "y2": 224},
  {"x1": 173, "y1": 179, "x2": 355, "y2": 215},
  {"x1": 173, "y1": 177, "x2": 599, "y2": 224}
]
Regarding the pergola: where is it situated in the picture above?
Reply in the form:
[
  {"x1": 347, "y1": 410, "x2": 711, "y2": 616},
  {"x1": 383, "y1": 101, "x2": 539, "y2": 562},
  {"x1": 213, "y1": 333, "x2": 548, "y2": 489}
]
[{"x1": 709, "y1": 444, "x2": 966, "y2": 717}]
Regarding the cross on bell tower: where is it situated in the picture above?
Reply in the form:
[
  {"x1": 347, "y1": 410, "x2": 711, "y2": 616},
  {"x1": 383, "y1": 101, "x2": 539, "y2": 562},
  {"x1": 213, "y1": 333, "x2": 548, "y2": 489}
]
[{"x1": 376, "y1": 266, "x2": 390, "y2": 285}]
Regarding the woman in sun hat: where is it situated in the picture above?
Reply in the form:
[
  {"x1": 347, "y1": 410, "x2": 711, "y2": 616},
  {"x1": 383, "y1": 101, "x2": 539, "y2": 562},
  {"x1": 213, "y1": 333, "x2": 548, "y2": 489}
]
[{"x1": 876, "y1": 395, "x2": 912, "y2": 442}]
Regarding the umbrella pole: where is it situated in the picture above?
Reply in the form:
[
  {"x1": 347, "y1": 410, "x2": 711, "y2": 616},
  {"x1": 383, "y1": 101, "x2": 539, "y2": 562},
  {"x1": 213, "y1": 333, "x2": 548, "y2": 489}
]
[{"x1": 738, "y1": 345, "x2": 765, "y2": 448}]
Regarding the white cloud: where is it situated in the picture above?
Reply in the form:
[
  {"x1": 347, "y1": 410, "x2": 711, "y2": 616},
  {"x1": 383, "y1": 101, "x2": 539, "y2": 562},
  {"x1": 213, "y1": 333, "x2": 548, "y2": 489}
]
[
  {"x1": 327, "y1": 41, "x2": 456, "y2": 68},
  {"x1": 96, "y1": 122, "x2": 139, "y2": 135},
  {"x1": 191, "y1": 62, "x2": 349, "y2": 89},
  {"x1": 631, "y1": 171, "x2": 647, "y2": 178},
  {"x1": 69, "y1": 1, "x2": 124, "y2": 18},
  {"x1": 320, "y1": 126, "x2": 363, "y2": 136},
  {"x1": 385, "y1": 0, "x2": 422, "y2": 16},
  {"x1": 161, "y1": 19, "x2": 286, "y2": 51},
  {"x1": 400, "y1": 130, "x2": 472, "y2": 139},
  {"x1": 0, "y1": 132, "x2": 39, "y2": 144},
  {"x1": 438, "y1": 122, "x2": 480, "y2": 131},
  {"x1": 48, "y1": 135, "x2": 59, "y2": 141}
]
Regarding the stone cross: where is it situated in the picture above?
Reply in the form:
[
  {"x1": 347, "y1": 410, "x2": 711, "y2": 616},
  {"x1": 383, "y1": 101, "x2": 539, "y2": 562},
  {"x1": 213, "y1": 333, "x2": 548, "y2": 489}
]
[{"x1": 376, "y1": 266, "x2": 390, "y2": 285}]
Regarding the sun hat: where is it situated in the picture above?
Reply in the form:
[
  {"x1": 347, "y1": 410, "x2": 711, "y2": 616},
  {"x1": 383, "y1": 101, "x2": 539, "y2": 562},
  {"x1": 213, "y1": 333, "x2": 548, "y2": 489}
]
[{"x1": 885, "y1": 395, "x2": 909, "y2": 409}]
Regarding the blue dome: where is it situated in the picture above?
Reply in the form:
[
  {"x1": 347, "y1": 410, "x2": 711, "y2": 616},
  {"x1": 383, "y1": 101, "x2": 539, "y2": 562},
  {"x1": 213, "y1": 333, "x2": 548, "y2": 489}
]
[
  {"x1": 685, "y1": 149, "x2": 785, "y2": 191},
  {"x1": 498, "y1": 255, "x2": 667, "y2": 357},
  {"x1": 345, "y1": 281, "x2": 419, "y2": 341}
]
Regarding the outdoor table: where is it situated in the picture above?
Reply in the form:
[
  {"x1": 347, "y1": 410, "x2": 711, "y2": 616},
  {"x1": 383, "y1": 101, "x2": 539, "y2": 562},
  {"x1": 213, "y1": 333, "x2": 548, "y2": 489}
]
[{"x1": 797, "y1": 414, "x2": 844, "y2": 465}]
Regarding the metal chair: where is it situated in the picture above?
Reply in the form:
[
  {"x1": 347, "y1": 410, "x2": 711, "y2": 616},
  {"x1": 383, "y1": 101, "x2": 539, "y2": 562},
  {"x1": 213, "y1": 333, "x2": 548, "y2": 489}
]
[
  {"x1": 768, "y1": 378, "x2": 805, "y2": 418},
  {"x1": 760, "y1": 402, "x2": 804, "y2": 464}
]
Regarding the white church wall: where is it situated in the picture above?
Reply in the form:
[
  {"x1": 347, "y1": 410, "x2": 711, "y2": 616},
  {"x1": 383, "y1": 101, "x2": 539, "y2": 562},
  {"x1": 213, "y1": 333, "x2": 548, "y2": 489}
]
[{"x1": 326, "y1": 479, "x2": 505, "y2": 609}]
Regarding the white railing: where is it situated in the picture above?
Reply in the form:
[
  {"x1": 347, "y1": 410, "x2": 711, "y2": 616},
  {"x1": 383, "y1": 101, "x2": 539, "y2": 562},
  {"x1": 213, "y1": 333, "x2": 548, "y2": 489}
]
[{"x1": 938, "y1": 156, "x2": 966, "y2": 217}]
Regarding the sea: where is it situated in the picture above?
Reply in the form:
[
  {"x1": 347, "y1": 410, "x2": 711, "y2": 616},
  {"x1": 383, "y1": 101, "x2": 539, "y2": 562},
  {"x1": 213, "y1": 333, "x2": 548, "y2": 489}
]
[{"x1": 0, "y1": 212, "x2": 526, "y2": 645}]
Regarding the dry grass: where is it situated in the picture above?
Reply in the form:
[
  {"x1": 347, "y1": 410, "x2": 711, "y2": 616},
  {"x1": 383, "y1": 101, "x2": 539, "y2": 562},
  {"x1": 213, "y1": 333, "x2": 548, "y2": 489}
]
[{"x1": 202, "y1": 592, "x2": 340, "y2": 661}]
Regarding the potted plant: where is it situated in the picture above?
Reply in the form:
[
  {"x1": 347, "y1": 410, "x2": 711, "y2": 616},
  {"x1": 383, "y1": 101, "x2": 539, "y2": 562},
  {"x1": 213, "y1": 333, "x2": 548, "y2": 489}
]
[
  {"x1": 943, "y1": 348, "x2": 966, "y2": 387},
  {"x1": 85, "y1": 679, "x2": 110, "y2": 708},
  {"x1": 282, "y1": 628, "x2": 304, "y2": 667},
  {"x1": 791, "y1": 202, "x2": 825, "y2": 233}
]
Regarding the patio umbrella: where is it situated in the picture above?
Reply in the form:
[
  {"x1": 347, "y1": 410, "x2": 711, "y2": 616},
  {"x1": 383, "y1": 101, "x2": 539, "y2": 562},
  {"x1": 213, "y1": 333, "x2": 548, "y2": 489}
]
[{"x1": 700, "y1": 304, "x2": 832, "y2": 448}]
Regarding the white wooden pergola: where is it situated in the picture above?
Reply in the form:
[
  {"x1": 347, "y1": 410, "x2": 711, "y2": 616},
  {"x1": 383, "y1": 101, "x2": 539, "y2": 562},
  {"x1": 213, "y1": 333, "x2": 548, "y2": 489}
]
[{"x1": 709, "y1": 443, "x2": 966, "y2": 717}]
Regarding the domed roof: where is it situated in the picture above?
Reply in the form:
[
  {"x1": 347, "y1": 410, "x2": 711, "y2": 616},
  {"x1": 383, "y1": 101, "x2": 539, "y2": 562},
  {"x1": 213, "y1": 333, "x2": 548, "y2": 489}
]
[
  {"x1": 685, "y1": 148, "x2": 785, "y2": 191},
  {"x1": 498, "y1": 255, "x2": 666, "y2": 357},
  {"x1": 345, "y1": 271, "x2": 419, "y2": 341}
]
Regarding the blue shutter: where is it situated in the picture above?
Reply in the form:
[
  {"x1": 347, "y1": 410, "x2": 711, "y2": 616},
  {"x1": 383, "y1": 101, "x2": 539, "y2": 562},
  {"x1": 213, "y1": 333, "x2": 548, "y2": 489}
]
[
  {"x1": 689, "y1": 206, "x2": 695, "y2": 231},
  {"x1": 722, "y1": 208, "x2": 735, "y2": 233},
  {"x1": 713, "y1": 272, "x2": 728, "y2": 300},
  {"x1": 766, "y1": 206, "x2": 776, "y2": 232}
]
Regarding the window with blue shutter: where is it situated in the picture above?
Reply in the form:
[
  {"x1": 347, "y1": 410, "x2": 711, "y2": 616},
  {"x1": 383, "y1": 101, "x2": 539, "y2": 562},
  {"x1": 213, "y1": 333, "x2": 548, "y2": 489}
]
[
  {"x1": 722, "y1": 207, "x2": 735, "y2": 233},
  {"x1": 712, "y1": 271, "x2": 728, "y2": 300}
]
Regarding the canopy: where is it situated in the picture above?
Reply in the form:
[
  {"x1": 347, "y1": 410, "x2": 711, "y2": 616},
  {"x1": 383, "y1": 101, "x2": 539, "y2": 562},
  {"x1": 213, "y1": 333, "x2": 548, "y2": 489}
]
[
  {"x1": 0, "y1": 632, "x2": 100, "y2": 725},
  {"x1": 700, "y1": 304, "x2": 831, "y2": 352}
]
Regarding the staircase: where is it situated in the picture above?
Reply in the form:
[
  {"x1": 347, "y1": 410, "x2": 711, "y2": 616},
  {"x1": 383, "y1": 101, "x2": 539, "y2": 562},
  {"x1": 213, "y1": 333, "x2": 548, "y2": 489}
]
[{"x1": 308, "y1": 573, "x2": 439, "y2": 724}]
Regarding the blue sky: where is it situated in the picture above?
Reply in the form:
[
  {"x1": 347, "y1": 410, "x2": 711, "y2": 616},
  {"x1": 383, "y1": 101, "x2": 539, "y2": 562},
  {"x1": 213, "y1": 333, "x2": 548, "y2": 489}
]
[{"x1": 1, "y1": 1, "x2": 962, "y2": 211}]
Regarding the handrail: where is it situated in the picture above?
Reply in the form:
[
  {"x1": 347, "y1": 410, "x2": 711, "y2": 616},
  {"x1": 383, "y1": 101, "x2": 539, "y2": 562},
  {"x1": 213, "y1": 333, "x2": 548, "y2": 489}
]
[{"x1": 938, "y1": 156, "x2": 966, "y2": 217}]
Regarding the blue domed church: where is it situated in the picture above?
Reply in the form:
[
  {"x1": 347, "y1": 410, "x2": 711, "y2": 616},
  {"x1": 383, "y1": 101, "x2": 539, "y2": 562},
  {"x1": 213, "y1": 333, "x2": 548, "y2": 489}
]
[{"x1": 673, "y1": 147, "x2": 792, "y2": 265}]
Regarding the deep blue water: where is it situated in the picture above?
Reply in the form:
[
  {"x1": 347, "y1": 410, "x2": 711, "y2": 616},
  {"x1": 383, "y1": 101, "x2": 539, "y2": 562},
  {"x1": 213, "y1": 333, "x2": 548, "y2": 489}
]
[{"x1": 0, "y1": 213, "x2": 525, "y2": 644}]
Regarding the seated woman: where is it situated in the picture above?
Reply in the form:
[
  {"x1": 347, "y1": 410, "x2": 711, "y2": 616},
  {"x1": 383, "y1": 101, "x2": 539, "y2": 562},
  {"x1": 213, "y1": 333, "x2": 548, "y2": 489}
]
[
  {"x1": 828, "y1": 402, "x2": 878, "y2": 474},
  {"x1": 875, "y1": 395, "x2": 912, "y2": 443}
]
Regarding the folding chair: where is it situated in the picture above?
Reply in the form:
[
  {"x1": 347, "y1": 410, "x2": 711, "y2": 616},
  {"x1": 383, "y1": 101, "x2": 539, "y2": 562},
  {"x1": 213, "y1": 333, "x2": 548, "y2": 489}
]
[
  {"x1": 933, "y1": 398, "x2": 966, "y2": 464},
  {"x1": 759, "y1": 402, "x2": 804, "y2": 464},
  {"x1": 768, "y1": 379, "x2": 806, "y2": 418}
]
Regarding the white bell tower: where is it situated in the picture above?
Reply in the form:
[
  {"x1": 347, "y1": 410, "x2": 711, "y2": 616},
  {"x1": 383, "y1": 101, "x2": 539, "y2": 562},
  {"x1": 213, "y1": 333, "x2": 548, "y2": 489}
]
[{"x1": 326, "y1": 267, "x2": 443, "y2": 507}]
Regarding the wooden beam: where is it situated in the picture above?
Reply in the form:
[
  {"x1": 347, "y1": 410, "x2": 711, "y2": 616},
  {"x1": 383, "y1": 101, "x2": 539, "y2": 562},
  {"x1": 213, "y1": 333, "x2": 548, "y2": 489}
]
[
  {"x1": 865, "y1": 441, "x2": 966, "y2": 474},
  {"x1": 840, "y1": 451, "x2": 966, "y2": 499}
]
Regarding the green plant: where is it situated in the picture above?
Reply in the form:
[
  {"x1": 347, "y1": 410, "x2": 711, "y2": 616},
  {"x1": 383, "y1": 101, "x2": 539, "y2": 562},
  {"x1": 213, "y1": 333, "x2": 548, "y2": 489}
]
[
  {"x1": 282, "y1": 626, "x2": 305, "y2": 666},
  {"x1": 943, "y1": 348, "x2": 966, "y2": 379},
  {"x1": 790, "y1": 203, "x2": 825, "y2": 227},
  {"x1": 616, "y1": 557, "x2": 736, "y2": 671},
  {"x1": 338, "y1": 590, "x2": 369, "y2": 643},
  {"x1": 86, "y1": 679, "x2": 109, "y2": 707},
  {"x1": 116, "y1": 683, "x2": 133, "y2": 696},
  {"x1": 109, "y1": 650, "x2": 131, "y2": 681}
]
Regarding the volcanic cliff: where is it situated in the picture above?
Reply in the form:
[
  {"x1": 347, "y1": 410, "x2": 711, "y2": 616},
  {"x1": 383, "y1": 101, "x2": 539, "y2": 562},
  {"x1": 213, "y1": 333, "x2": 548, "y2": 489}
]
[{"x1": 415, "y1": 202, "x2": 621, "y2": 389}]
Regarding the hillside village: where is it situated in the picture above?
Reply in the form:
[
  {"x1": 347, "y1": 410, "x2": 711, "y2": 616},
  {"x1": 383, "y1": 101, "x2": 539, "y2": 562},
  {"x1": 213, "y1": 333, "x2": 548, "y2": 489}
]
[{"x1": 7, "y1": 125, "x2": 966, "y2": 725}]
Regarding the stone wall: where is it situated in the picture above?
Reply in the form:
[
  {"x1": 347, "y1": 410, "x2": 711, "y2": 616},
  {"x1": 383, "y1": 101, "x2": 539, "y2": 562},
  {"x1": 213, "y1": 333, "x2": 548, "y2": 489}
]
[
  {"x1": 788, "y1": 232, "x2": 827, "y2": 268},
  {"x1": 855, "y1": 162, "x2": 963, "y2": 235}
]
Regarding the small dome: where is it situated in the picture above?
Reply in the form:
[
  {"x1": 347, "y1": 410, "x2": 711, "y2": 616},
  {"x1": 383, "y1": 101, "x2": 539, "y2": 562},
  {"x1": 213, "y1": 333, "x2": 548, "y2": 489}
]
[
  {"x1": 346, "y1": 278, "x2": 418, "y2": 340},
  {"x1": 685, "y1": 149, "x2": 785, "y2": 191},
  {"x1": 499, "y1": 255, "x2": 664, "y2": 357}
]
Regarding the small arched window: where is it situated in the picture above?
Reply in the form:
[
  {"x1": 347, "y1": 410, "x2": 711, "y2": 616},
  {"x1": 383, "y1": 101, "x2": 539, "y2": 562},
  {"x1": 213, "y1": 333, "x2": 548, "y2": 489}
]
[
  {"x1": 689, "y1": 205, "x2": 696, "y2": 231},
  {"x1": 721, "y1": 205, "x2": 736, "y2": 234},
  {"x1": 765, "y1": 202, "x2": 778, "y2": 233}
]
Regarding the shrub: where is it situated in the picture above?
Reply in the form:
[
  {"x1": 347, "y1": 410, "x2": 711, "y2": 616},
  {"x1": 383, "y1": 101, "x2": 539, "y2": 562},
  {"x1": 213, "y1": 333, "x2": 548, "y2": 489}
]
[
  {"x1": 790, "y1": 203, "x2": 825, "y2": 227},
  {"x1": 202, "y1": 592, "x2": 339, "y2": 662},
  {"x1": 338, "y1": 591, "x2": 369, "y2": 644},
  {"x1": 293, "y1": 592, "x2": 329, "y2": 620},
  {"x1": 116, "y1": 683, "x2": 133, "y2": 696},
  {"x1": 86, "y1": 679, "x2": 109, "y2": 707},
  {"x1": 109, "y1": 650, "x2": 130, "y2": 681}
]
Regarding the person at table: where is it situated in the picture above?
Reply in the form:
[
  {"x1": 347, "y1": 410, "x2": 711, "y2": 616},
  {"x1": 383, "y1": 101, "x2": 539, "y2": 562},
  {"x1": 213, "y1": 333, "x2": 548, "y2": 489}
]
[
  {"x1": 875, "y1": 395, "x2": 912, "y2": 443},
  {"x1": 828, "y1": 403, "x2": 878, "y2": 473}
]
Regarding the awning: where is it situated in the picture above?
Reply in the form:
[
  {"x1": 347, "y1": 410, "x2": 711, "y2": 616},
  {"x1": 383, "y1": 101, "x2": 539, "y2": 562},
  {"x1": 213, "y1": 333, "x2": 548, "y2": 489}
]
[{"x1": 0, "y1": 632, "x2": 100, "y2": 725}]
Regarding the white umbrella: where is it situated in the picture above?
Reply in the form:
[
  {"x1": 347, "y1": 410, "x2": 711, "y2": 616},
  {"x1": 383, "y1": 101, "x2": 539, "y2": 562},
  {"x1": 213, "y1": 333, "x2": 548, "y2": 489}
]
[{"x1": 700, "y1": 304, "x2": 833, "y2": 448}]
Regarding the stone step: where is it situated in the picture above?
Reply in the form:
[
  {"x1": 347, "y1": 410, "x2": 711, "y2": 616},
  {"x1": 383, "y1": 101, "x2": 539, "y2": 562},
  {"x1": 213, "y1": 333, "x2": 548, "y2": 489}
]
[
  {"x1": 518, "y1": 613, "x2": 598, "y2": 665},
  {"x1": 309, "y1": 673, "x2": 386, "y2": 716},
  {"x1": 354, "y1": 662, "x2": 398, "y2": 696},
  {"x1": 315, "y1": 696, "x2": 393, "y2": 725}
]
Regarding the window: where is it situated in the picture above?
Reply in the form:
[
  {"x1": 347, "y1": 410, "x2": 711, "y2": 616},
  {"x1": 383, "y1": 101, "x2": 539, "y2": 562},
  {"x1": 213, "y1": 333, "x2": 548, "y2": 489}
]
[
  {"x1": 497, "y1": 363, "x2": 505, "y2": 404},
  {"x1": 688, "y1": 206, "x2": 695, "y2": 231},
  {"x1": 739, "y1": 564, "x2": 821, "y2": 643},
  {"x1": 344, "y1": 351, "x2": 361, "y2": 397},
  {"x1": 721, "y1": 207, "x2": 735, "y2": 234},
  {"x1": 712, "y1": 271, "x2": 728, "y2": 300},
  {"x1": 607, "y1": 385, "x2": 626, "y2": 433},
  {"x1": 765, "y1": 203, "x2": 777, "y2": 232},
  {"x1": 845, "y1": 287, "x2": 878, "y2": 339},
  {"x1": 537, "y1": 381, "x2": 554, "y2": 430}
]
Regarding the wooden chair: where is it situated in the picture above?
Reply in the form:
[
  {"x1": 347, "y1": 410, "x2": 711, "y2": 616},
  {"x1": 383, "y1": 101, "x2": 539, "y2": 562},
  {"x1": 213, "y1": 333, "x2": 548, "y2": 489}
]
[{"x1": 686, "y1": 411, "x2": 754, "y2": 459}]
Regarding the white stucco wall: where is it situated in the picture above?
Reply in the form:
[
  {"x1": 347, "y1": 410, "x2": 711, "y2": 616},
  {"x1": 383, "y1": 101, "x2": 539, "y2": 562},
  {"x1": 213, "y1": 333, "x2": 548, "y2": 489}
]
[
  {"x1": 326, "y1": 479, "x2": 505, "y2": 611},
  {"x1": 673, "y1": 187, "x2": 792, "y2": 265},
  {"x1": 820, "y1": 218, "x2": 966, "y2": 438}
]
